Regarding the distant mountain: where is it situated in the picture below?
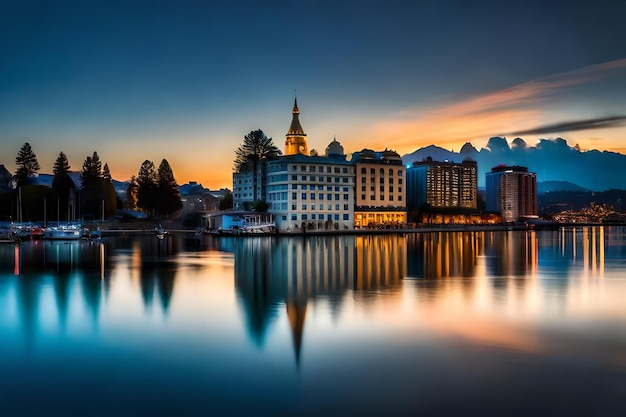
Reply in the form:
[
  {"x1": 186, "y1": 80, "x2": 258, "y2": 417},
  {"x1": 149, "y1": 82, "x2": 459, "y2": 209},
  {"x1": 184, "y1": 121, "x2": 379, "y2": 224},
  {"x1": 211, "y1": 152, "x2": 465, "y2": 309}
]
[
  {"x1": 403, "y1": 137, "x2": 626, "y2": 191},
  {"x1": 537, "y1": 181, "x2": 588, "y2": 194},
  {"x1": 34, "y1": 173, "x2": 128, "y2": 198}
]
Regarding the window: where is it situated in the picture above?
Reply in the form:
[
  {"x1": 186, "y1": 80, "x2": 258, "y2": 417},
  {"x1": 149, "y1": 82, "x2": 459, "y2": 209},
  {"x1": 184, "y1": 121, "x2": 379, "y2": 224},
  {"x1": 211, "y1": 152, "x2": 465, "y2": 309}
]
[
  {"x1": 380, "y1": 168, "x2": 384, "y2": 176},
  {"x1": 327, "y1": 214, "x2": 332, "y2": 220},
  {"x1": 311, "y1": 193, "x2": 316, "y2": 200},
  {"x1": 334, "y1": 167, "x2": 340, "y2": 173},
  {"x1": 318, "y1": 166, "x2": 324, "y2": 172},
  {"x1": 343, "y1": 194, "x2": 349, "y2": 200},
  {"x1": 380, "y1": 185, "x2": 384, "y2": 192},
  {"x1": 311, "y1": 214, "x2": 316, "y2": 220},
  {"x1": 300, "y1": 165, "x2": 306, "y2": 171},
  {"x1": 342, "y1": 178, "x2": 348, "y2": 183},
  {"x1": 389, "y1": 168, "x2": 394, "y2": 176},
  {"x1": 291, "y1": 175, "x2": 297, "y2": 181},
  {"x1": 302, "y1": 214, "x2": 307, "y2": 220},
  {"x1": 361, "y1": 186, "x2": 366, "y2": 192},
  {"x1": 301, "y1": 185, "x2": 307, "y2": 190},
  {"x1": 343, "y1": 187, "x2": 348, "y2": 192},
  {"x1": 311, "y1": 204, "x2": 316, "y2": 210},
  {"x1": 361, "y1": 167, "x2": 366, "y2": 174},
  {"x1": 334, "y1": 177, "x2": 340, "y2": 183},
  {"x1": 292, "y1": 204, "x2": 296, "y2": 210},
  {"x1": 335, "y1": 194, "x2": 340, "y2": 200},
  {"x1": 361, "y1": 194, "x2": 365, "y2": 200},
  {"x1": 291, "y1": 214, "x2": 297, "y2": 221},
  {"x1": 343, "y1": 167, "x2": 348, "y2": 173},
  {"x1": 319, "y1": 194, "x2": 324, "y2": 200},
  {"x1": 310, "y1": 166, "x2": 315, "y2": 172},
  {"x1": 389, "y1": 186, "x2": 394, "y2": 192},
  {"x1": 399, "y1": 196, "x2": 403, "y2": 201},
  {"x1": 335, "y1": 187, "x2": 340, "y2": 191},
  {"x1": 399, "y1": 187, "x2": 403, "y2": 192},
  {"x1": 326, "y1": 167, "x2": 331, "y2": 173},
  {"x1": 292, "y1": 192, "x2": 297, "y2": 199},
  {"x1": 399, "y1": 179, "x2": 403, "y2": 185},
  {"x1": 302, "y1": 204, "x2": 307, "y2": 210},
  {"x1": 310, "y1": 176, "x2": 315, "y2": 181},
  {"x1": 327, "y1": 194, "x2": 332, "y2": 200},
  {"x1": 291, "y1": 184, "x2": 297, "y2": 189},
  {"x1": 370, "y1": 168, "x2": 375, "y2": 174},
  {"x1": 343, "y1": 204, "x2": 349, "y2": 210},
  {"x1": 334, "y1": 214, "x2": 339, "y2": 220},
  {"x1": 328, "y1": 204, "x2": 332, "y2": 210},
  {"x1": 390, "y1": 195, "x2": 394, "y2": 201},
  {"x1": 301, "y1": 193, "x2": 307, "y2": 200},
  {"x1": 343, "y1": 214, "x2": 349, "y2": 220},
  {"x1": 319, "y1": 176, "x2": 324, "y2": 182},
  {"x1": 398, "y1": 170, "x2": 403, "y2": 177},
  {"x1": 370, "y1": 195, "x2": 375, "y2": 200},
  {"x1": 327, "y1": 177, "x2": 332, "y2": 182},
  {"x1": 389, "y1": 178, "x2": 394, "y2": 184},
  {"x1": 282, "y1": 215, "x2": 287, "y2": 221},
  {"x1": 301, "y1": 176, "x2": 306, "y2": 181}
]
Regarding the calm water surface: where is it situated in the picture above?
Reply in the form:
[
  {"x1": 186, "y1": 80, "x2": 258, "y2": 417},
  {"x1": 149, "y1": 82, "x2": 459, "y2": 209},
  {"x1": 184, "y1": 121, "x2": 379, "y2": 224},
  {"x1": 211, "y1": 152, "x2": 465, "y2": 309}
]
[{"x1": 1, "y1": 228, "x2": 626, "y2": 416}]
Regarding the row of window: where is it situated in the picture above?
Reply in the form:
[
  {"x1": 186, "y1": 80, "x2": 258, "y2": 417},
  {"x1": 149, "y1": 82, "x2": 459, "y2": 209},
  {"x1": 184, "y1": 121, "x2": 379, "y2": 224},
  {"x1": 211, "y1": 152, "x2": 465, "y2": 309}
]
[
  {"x1": 293, "y1": 193, "x2": 350, "y2": 201},
  {"x1": 292, "y1": 204, "x2": 350, "y2": 211},
  {"x1": 292, "y1": 185, "x2": 350, "y2": 191},
  {"x1": 290, "y1": 165, "x2": 352, "y2": 174},
  {"x1": 360, "y1": 186, "x2": 402, "y2": 193},
  {"x1": 361, "y1": 177, "x2": 403, "y2": 184},
  {"x1": 360, "y1": 195, "x2": 403, "y2": 201},
  {"x1": 360, "y1": 167, "x2": 404, "y2": 176},
  {"x1": 288, "y1": 175, "x2": 352, "y2": 184},
  {"x1": 291, "y1": 214, "x2": 350, "y2": 221}
]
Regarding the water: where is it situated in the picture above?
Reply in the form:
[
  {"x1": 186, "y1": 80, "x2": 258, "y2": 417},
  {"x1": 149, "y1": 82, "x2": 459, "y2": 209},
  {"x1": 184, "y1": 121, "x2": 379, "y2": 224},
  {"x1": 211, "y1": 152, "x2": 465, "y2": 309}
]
[{"x1": 1, "y1": 228, "x2": 625, "y2": 416}]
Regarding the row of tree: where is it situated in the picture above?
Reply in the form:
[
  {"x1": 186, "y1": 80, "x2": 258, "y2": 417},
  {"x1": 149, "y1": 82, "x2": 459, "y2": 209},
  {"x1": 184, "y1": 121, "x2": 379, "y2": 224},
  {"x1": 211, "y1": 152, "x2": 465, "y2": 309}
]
[{"x1": 6, "y1": 142, "x2": 182, "y2": 221}]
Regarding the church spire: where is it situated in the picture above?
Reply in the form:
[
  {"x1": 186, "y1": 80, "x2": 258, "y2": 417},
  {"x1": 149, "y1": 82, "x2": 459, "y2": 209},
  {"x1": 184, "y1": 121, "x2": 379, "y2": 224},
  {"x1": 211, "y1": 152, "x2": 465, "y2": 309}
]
[{"x1": 285, "y1": 96, "x2": 308, "y2": 155}]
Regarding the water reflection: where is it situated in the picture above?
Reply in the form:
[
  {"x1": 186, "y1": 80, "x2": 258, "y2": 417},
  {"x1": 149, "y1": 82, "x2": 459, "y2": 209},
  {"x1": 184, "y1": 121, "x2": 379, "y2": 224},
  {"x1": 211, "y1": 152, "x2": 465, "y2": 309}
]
[{"x1": 233, "y1": 235, "x2": 406, "y2": 362}]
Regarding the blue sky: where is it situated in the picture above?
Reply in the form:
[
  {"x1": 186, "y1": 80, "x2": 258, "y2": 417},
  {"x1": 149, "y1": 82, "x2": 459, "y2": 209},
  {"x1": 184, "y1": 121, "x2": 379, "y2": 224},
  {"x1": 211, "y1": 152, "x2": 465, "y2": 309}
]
[{"x1": 1, "y1": 0, "x2": 625, "y2": 188}]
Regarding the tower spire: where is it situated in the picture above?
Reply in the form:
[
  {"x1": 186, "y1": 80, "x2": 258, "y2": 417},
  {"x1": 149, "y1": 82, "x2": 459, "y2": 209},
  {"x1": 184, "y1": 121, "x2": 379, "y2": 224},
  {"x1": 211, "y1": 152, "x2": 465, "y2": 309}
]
[{"x1": 285, "y1": 95, "x2": 308, "y2": 155}]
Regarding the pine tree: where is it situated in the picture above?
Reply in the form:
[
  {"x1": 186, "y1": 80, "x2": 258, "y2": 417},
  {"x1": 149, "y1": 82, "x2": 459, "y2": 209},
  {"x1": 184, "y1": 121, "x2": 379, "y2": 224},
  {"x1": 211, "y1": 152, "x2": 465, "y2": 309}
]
[
  {"x1": 52, "y1": 152, "x2": 75, "y2": 221},
  {"x1": 103, "y1": 163, "x2": 112, "y2": 183},
  {"x1": 80, "y1": 152, "x2": 104, "y2": 219},
  {"x1": 156, "y1": 159, "x2": 182, "y2": 218},
  {"x1": 125, "y1": 175, "x2": 139, "y2": 210},
  {"x1": 14, "y1": 142, "x2": 41, "y2": 187},
  {"x1": 234, "y1": 129, "x2": 281, "y2": 173},
  {"x1": 137, "y1": 160, "x2": 157, "y2": 216},
  {"x1": 102, "y1": 162, "x2": 117, "y2": 217}
]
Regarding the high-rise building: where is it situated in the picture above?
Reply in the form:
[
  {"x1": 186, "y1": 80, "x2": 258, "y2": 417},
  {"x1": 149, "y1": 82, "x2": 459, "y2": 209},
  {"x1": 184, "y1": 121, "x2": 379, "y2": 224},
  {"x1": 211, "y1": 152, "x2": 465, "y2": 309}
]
[
  {"x1": 351, "y1": 149, "x2": 406, "y2": 228},
  {"x1": 406, "y1": 157, "x2": 477, "y2": 212},
  {"x1": 486, "y1": 165, "x2": 537, "y2": 222}
]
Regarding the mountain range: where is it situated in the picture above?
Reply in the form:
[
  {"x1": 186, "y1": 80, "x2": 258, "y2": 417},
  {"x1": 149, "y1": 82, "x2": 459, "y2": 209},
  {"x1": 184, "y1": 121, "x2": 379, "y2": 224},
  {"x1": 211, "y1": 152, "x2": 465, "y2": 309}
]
[{"x1": 402, "y1": 137, "x2": 626, "y2": 191}]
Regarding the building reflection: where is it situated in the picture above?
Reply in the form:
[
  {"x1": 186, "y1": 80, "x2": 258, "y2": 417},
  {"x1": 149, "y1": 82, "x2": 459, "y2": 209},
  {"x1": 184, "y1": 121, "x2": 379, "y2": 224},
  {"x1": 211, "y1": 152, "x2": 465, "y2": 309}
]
[
  {"x1": 233, "y1": 235, "x2": 405, "y2": 364},
  {"x1": 0, "y1": 240, "x2": 110, "y2": 344}
]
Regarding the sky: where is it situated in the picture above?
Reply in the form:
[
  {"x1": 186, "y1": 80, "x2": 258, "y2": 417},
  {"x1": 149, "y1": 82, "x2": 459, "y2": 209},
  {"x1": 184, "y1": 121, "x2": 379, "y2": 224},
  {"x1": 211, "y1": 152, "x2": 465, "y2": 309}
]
[{"x1": 1, "y1": 0, "x2": 625, "y2": 189}]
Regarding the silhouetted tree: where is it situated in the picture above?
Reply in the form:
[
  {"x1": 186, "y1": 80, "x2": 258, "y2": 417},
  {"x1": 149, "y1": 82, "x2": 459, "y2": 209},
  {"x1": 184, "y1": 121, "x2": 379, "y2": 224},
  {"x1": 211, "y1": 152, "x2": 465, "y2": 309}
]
[
  {"x1": 250, "y1": 199, "x2": 269, "y2": 212},
  {"x1": 219, "y1": 191, "x2": 233, "y2": 210},
  {"x1": 234, "y1": 129, "x2": 281, "y2": 173},
  {"x1": 80, "y1": 152, "x2": 104, "y2": 219},
  {"x1": 102, "y1": 163, "x2": 117, "y2": 217},
  {"x1": 154, "y1": 159, "x2": 182, "y2": 218},
  {"x1": 52, "y1": 152, "x2": 75, "y2": 221},
  {"x1": 137, "y1": 160, "x2": 157, "y2": 216},
  {"x1": 14, "y1": 142, "x2": 40, "y2": 187},
  {"x1": 125, "y1": 175, "x2": 139, "y2": 210}
]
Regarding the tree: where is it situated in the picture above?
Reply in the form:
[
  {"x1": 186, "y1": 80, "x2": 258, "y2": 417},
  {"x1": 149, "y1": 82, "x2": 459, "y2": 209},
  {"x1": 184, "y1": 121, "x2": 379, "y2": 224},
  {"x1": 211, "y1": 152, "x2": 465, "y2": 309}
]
[
  {"x1": 14, "y1": 142, "x2": 41, "y2": 187},
  {"x1": 234, "y1": 129, "x2": 281, "y2": 172},
  {"x1": 102, "y1": 162, "x2": 117, "y2": 217},
  {"x1": 250, "y1": 199, "x2": 269, "y2": 212},
  {"x1": 155, "y1": 159, "x2": 182, "y2": 218},
  {"x1": 80, "y1": 152, "x2": 104, "y2": 219},
  {"x1": 52, "y1": 152, "x2": 75, "y2": 221},
  {"x1": 219, "y1": 191, "x2": 233, "y2": 210},
  {"x1": 125, "y1": 175, "x2": 139, "y2": 210},
  {"x1": 102, "y1": 163, "x2": 112, "y2": 182},
  {"x1": 137, "y1": 160, "x2": 157, "y2": 216}
]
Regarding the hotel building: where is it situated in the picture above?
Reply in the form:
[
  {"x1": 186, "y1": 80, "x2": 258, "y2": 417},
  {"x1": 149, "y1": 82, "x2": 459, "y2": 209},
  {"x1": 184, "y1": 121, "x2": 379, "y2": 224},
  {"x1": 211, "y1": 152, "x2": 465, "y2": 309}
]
[
  {"x1": 486, "y1": 165, "x2": 537, "y2": 222},
  {"x1": 351, "y1": 149, "x2": 406, "y2": 228},
  {"x1": 406, "y1": 157, "x2": 478, "y2": 212}
]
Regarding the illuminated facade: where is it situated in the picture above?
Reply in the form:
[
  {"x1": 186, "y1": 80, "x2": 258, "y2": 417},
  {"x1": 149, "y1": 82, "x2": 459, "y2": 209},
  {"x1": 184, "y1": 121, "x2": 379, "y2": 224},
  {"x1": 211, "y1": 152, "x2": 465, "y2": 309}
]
[
  {"x1": 406, "y1": 157, "x2": 478, "y2": 212},
  {"x1": 351, "y1": 149, "x2": 406, "y2": 228},
  {"x1": 486, "y1": 165, "x2": 537, "y2": 222},
  {"x1": 284, "y1": 98, "x2": 308, "y2": 156}
]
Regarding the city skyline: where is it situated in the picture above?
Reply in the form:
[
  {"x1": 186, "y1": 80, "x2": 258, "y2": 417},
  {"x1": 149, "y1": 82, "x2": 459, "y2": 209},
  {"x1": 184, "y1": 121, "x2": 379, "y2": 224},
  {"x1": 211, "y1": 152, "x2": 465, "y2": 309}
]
[{"x1": 1, "y1": 1, "x2": 625, "y2": 189}]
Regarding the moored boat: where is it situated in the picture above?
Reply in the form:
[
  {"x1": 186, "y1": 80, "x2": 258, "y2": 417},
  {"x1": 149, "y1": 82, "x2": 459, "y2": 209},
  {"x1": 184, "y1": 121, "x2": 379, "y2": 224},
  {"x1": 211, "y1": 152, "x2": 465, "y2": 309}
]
[{"x1": 45, "y1": 223, "x2": 83, "y2": 240}]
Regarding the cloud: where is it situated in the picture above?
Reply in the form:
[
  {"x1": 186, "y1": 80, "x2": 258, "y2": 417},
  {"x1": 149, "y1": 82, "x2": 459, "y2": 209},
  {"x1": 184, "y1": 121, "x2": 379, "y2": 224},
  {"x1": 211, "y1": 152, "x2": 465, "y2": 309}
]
[
  {"x1": 365, "y1": 58, "x2": 626, "y2": 153},
  {"x1": 509, "y1": 116, "x2": 626, "y2": 136}
]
